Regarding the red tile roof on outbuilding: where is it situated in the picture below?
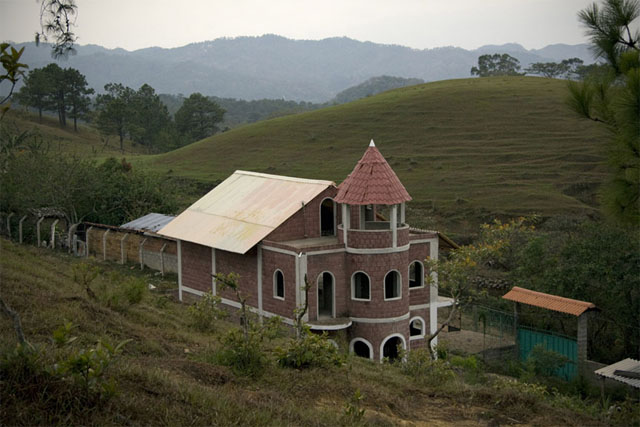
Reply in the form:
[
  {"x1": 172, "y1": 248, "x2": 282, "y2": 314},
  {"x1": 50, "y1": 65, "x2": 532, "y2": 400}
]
[
  {"x1": 502, "y1": 286, "x2": 597, "y2": 316},
  {"x1": 334, "y1": 140, "x2": 412, "y2": 205}
]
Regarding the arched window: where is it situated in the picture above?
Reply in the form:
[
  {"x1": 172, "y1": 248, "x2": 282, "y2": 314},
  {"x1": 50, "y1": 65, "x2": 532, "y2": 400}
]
[
  {"x1": 350, "y1": 338, "x2": 373, "y2": 360},
  {"x1": 320, "y1": 198, "x2": 335, "y2": 236},
  {"x1": 409, "y1": 317, "x2": 425, "y2": 338},
  {"x1": 273, "y1": 270, "x2": 285, "y2": 299},
  {"x1": 384, "y1": 270, "x2": 401, "y2": 300},
  {"x1": 351, "y1": 271, "x2": 370, "y2": 301},
  {"x1": 409, "y1": 261, "x2": 424, "y2": 288},
  {"x1": 380, "y1": 334, "x2": 406, "y2": 362}
]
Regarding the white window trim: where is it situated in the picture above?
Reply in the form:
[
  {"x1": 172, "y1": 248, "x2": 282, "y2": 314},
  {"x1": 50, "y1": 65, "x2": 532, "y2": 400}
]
[
  {"x1": 316, "y1": 271, "x2": 336, "y2": 318},
  {"x1": 350, "y1": 270, "x2": 371, "y2": 301},
  {"x1": 408, "y1": 260, "x2": 425, "y2": 290},
  {"x1": 319, "y1": 197, "x2": 336, "y2": 236},
  {"x1": 383, "y1": 269, "x2": 402, "y2": 301},
  {"x1": 349, "y1": 337, "x2": 374, "y2": 360},
  {"x1": 379, "y1": 333, "x2": 407, "y2": 362},
  {"x1": 409, "y1": 316, "x2": 426, "y2": 340},
  {"x1": 273, "y1": 269, "x2": 285, "y2": 300}
]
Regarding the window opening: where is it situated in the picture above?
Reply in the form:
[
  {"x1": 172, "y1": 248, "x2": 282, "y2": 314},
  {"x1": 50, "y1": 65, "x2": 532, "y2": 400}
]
[
  {"x1": 384, "y1": 270, "x2": 400, "y2": 299},
  {"x1": 352, "y1": 272, "x2": 370, "y2": 300}
]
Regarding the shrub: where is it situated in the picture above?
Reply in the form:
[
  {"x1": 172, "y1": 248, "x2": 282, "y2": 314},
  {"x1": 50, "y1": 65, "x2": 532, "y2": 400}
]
[
  {"x1": 450, "y1": 354, "x2": 484, "y2": 383},
  {"x1": 525, "y1": 344, "x2": 570, "y2": 378},
  {"x1": 276, "y1": 331, "x2": 344, "y2": 369},
  {"x1": 188, "y1": 291, "x2": 226, "y2": 331},
  {"x1": 400, "y1": 348, "x2": 455, "y2": 386}
]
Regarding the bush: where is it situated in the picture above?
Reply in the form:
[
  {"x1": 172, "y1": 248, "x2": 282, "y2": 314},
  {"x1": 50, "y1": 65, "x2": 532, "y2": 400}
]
[
  {"x1": 275, "y1": 331, "x2": 344, "y2": 369},
  {"x1": 525, "y1": 344, "x2": 570, "y2": 378},
  {"x1": 187, "y1": 291, "x2": 226, "y2": 331},
  {"x1": 400, "y1": 348, "x2": 455, "y2": 386},
  {"x1": 450, "y1": 354, "x2": 484, "y2": 383}
]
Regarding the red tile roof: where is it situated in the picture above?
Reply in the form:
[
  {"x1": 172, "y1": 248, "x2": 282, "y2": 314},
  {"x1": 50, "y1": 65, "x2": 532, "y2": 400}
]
[
  {"x1": 335, "y1": 140, "x2": 412, "y2": 205},
  {"x1": 502, "y1": 286, "x2": 597, "y2": 316}
]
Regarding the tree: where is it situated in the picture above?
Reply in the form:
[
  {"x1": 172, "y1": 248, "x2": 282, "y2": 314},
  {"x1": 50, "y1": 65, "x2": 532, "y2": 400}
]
[
  {"x1": 525, "y1": 58, "x2": 585, "y2": 79},
  {"x1": 95, "y1": 83, "x2": 135, "y2": 152},
  {"x1": 15, "y1": 68, "x2": 51, "y2": 122},
  {"x1": 424, "y1": 218, "x2": 535, "y2": 359},
  {"x1": 470, "y1": 53, "x2": 524, "y2": 77},
  {"x1": 36, "y1": 0, "x2": 77, "y2": 59},
  {"x1": 65, "y1": 68, "x2": 94, "y2": 131},
  {"x1": 175, "y1": 93, "x2": 225, "y2": 142},
  {"x1": 129, "y1": 84, "x2": 171, "y2": 148},
  {"x1": 568, "y1": 0, "x2": 639, "y2": 225}
]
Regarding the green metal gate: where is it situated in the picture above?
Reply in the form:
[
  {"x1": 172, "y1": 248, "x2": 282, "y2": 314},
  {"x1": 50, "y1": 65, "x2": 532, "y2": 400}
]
[{"x1": 518, "y1": 326, "x2": 577, "y2": 380}]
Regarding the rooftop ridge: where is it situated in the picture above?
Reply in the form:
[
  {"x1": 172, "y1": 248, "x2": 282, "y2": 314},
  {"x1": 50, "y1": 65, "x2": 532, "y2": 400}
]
[{"x1": 235, "y1": 170, "x2": 335, "y2": 186}]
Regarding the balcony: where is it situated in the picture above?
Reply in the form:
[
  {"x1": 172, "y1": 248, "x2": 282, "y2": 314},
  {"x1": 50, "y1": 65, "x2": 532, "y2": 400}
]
[{"x1": 338, "y1": 223, "x2": 409, "y2": 249}]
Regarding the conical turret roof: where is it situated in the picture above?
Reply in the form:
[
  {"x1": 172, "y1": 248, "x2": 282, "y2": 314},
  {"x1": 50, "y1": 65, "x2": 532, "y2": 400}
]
[{"x1": 335, "y1": 140, "x2": 412, "y2": 205}]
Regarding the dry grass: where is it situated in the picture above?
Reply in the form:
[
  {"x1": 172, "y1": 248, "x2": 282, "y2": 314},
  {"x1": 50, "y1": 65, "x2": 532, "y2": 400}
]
[{"x1": 0, "y1": 238, "x2": 606, "y2": 425}]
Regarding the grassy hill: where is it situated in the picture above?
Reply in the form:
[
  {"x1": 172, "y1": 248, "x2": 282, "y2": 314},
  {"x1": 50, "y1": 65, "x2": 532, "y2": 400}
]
[
  {"x1": 139, "y1": 77, "x2": 609, "y2": 237},
  {"x1": 0, "y1": 239, "x2": 608, "y2": 425},
  {"x1": 2, "y1": 108, "x2": 148, "y2": 158}
]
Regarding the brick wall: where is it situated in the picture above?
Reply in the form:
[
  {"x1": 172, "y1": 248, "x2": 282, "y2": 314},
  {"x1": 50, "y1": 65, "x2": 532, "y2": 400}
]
[
  {"x1": 266, "y1": 187, "x2": 338, "y2": 242},
  {"x1": 261, "y1": 248, "x2": 296, "y2": 318},
  {"x1": 216, "y1": 247, "x2": 259, "y2": 307},
  {"x1": 181, "y1": 241, "x2": 212, "y2": 293}
]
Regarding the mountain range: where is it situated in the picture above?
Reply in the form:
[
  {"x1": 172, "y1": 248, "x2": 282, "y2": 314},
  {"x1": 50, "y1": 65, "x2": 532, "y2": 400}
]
[{"x1": 6, "y1": 35, "x2": 595, "y2": 102}]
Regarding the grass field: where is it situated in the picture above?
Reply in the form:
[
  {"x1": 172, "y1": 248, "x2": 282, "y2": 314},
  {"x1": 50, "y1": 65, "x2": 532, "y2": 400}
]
[
  {"x1": 0, "y1": 238, "x2": 610, "y2": 425},
  {"x1": 138, "y1": 76, "x2": 609, "y2": 237},
  {"x1": 2, "y1": 108, "x2": 148, "y2": 158}
]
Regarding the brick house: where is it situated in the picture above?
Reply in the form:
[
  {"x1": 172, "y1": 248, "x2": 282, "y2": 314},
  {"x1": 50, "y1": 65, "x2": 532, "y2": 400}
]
[{"x1": 159, "y1": 141, "x2": 452, "y2": 361}]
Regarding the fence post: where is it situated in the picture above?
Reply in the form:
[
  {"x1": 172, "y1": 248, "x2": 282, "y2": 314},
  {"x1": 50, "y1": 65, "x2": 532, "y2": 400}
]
[
  {"x1": 18, "y1": 215, "x2": 27, "y2": 243},
  {"x1": 36, "y1": 216, "x2": 45, "y2": 247},
  {"x1": 120, "y1": 233, "x2": 129, "y2": 264},
  {"x1": 159, "y1": 243, "x2": 167, "y2": 276},
  {"x1": 68, "y1": 223, "x2": 80, "y2": 254},
  {"x1": 7, "y1": 213, "x2": 14, "y2": 238},
  {"x1": 139, "y1": 238, "x2": 148, "y2": 270},
  {"x1": 50, "y1": 219, "x2": 59, "y2": 249},
  {"x1": 102, "y1": 229, "x2": 110, "y2": 261}
]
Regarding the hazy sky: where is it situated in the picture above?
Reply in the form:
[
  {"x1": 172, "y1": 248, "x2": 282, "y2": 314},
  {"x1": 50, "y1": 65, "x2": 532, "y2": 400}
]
[{"x1": 1, "y1": 0, "x2": 599, "y2": 51}]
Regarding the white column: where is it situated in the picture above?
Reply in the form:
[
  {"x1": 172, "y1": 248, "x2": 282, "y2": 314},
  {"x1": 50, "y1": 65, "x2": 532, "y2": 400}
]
[
  {"x1": 341, "y1": 203, "x2": 348, "y2": 246},
  {"x1": 86, "y1": 226, "x2": 94, "y2": 257},
  {"x1": 68, "y1": 223, "x2": 79, "y2": 253},
  {"x1": 429, "y1": 237, "x2": 440, "y2": 350},
  {"x1": 177, "y1": 240, "x2": 183, "y2": 302},
  {"x1": 400, "y1": 202, "x2": 406, "y2": 224},
  {"x1": 391, "y1": 204, "x2": 398, "y2": 248}
]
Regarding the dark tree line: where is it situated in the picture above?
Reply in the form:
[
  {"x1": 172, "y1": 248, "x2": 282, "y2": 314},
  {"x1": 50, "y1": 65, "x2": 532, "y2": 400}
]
[
  {"x1": 16, "y1": 65, "x2": 226, "y2": 152},
  {"x1": 16, "y1": 63, "x2": 93, "y2": 130}
]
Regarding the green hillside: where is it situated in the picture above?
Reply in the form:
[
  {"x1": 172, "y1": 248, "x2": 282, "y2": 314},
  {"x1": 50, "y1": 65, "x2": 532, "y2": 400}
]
[
  {"x1": 2, "y1": 109, "x2": 148, "y2": 157},
  {"x1": 139, "y1": 77, "x2": 609, "y2": 236}
]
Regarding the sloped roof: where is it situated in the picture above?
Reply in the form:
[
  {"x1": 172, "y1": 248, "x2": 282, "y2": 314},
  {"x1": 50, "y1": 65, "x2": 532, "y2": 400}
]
[
  {"x1": 502, "y1": 286, "x2": 597, "y2": 316},
  {"x1": 335, "y1": 140, "x2": 411, "y2": 205},
  {"x1": 595, "y1": 358, "x2": 640, "y2": 389},
  {"x1": 121, "y1": 213, "x2": 175, "y2": 233},
  {"x1": 158, "y1": 171, "x2": 334, "y2": 254}
]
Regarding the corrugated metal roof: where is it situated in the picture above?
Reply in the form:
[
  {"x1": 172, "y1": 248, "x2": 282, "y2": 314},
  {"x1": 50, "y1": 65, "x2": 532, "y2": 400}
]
[
  {"x1": 595, "y1": 358, "x2": 640, "y2": 389},
  {"x1": 502, "y1": 286, "x2": 596, "y2": 316},
  {"x1": 158, "y1": 170, "x2": 335, "y2": 254},
  {"x1": 121, "y1": 213, "x2": 176, "y2": 233},
  {"x1": 335, "y1": 140, "x2": 411, "y2": 205}
]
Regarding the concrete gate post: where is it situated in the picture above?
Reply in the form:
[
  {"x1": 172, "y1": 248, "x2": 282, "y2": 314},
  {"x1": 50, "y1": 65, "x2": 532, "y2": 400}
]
[
  {"x1": 36, "y1": 216, "x2": 45, "y2": 247},
  {"x1": 120, "y1": 233, "x2": 129, "y2": 264},
  {"x1": 18, "y1": 215, "x2": 27, "y2": 244},
  {"x1": 86, "y1": 226, "x2": 94, "y2": 257},
  {"x1": 50, "y1": 219, "x2": 59, "y2": 249},
  {"x1": 102, "y1": 229, "x2": 110, "y2": 261},
  {"x1": 67, "y1": 223, "x2": 80, "y2": 254}
]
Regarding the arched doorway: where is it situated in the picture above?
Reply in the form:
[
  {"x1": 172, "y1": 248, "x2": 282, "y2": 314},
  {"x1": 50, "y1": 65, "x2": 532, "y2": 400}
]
[
  {"x1": 350, "y1": 338, "x2": 373, "y2": 360},
  {"x1": 320, "y1": 198, "x2": 335, "y2": 236},
  {"x1": 381, "y1": 334, "x2": 405, "y2": 362},
  {"x1": 317, "y1": 272, "x2": 334, "y2": 318}
]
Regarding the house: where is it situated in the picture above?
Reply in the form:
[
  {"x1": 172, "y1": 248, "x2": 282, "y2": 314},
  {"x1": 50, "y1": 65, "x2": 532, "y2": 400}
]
[{"x1": 159, "y1": 140, "x2": 450, "y2": 361}]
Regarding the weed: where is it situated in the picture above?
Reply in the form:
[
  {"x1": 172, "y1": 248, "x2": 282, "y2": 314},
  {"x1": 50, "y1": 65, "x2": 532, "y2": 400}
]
[
  {"x1": 342, "y1": 389, "x2": 366, "y2": 426},
  {"x1": 187, "y1": 291, "x2": 226, "y2": 331}
]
